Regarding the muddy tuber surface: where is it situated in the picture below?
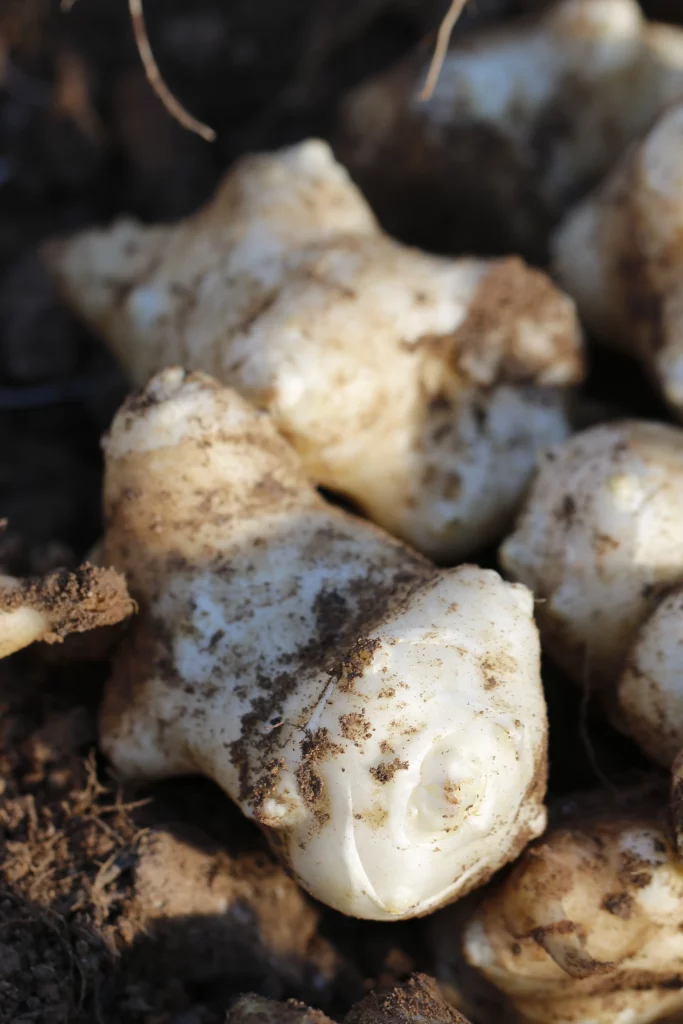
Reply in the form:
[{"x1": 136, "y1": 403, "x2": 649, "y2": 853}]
[{"x1": 4, "y1": 1, "x2": 683, "y2": 1023}]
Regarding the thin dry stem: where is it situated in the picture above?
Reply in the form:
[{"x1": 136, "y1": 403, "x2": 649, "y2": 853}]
[
  {"x1": 61, "y1": 0, "x2": 215, "y2": 141},
  {"x1": 420, "y1": 0, "x2": 468, "y2": 101},
  {"x1": 128, "y1": 0, "x2": 216, "y2": 142}
]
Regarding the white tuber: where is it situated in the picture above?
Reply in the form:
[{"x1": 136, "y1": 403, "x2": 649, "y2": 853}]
[
  {"x1": 337, "y1": 0, "x2": 683, "y2": 259},
  {"x1": 500, "y1": 420, "x2": 683, "y2": 692},
  {"x1": 553, "y1": 101, "x2": 683, "y2": 420},
  {"x1": 618, "y1": 587, "x2": 683, "y2": 768},
  {"x1": 462, "y1": 808, "x2": 683, "y2": 1024},
  {"x1": 44, "y1": 139, "x2": 584, "y2": 562},
  {"x1": 0, "y1": 564, "x2": 134, "y2": 660},
  {"x1": 99, "y1": 367, "x2": 548, "y2": 921}
]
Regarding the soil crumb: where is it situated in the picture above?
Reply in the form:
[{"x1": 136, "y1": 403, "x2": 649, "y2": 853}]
[{"x1": 0, "y1": 563, "x2": 135, "y2": 645}]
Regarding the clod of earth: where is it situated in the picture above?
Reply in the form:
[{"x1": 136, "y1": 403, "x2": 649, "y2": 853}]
[
  {"x1": 44, "y1": 138, "x2": 584, "y2": 562},
  {"x1": 0, "y1": 563, "x2": 135, "y2": 659},
  {"x1": 227, "y1": 974, "x2": 472, "y2": 1024},
  {"x1": 97, "y1": 367, "x2": 548, "y2": 920},
  {"x1": 500, "y1": 420, "x2": 683, "y2": 694},
  {"x1": 554, "y1": 100, "x2": 683, "y2": 423},
  {"x1": 460, "y1": 800, "x2": 683, "y2": 1024},
  {"x1": 337, "y1": 0, "x2": 683, "y2": 260}
]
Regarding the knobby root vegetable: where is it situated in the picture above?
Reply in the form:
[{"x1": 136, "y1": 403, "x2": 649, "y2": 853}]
[
  {"x1": 618, "y1": 587, "x2": 683, "y2": 768},
  {"x1": 553, "y1": 101, "x2": 683, "y2": 421},
  {"x1": 500, "y1": 420, "x2": 683, "y2": 692},
  {"x1": 0, "y1": 563, "x2": 134, "y2": 659},
  {"x1": 337, "y1": 0, "x2": 683, "y2": 260},
  {"x1": 462, "y1": 808, "x2": 683, "y2": 1024},
  {"x1": 98, "y1": 367, "x2": 548, "y2": 920},
  {"x1": 44, "y1": 138, "x2": 584, "y2": 562},
  {"x1": 228, "y1": 975, "x2": 472, "y2": 1024}
]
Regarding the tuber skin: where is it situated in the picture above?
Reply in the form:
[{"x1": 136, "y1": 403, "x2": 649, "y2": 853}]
[
  {"x1": 337, "y1": 0, "x2": 683, "y2": 260},
  {"x1": 44, "y1": 138, "x2": 584, "y2": 562},
  {"x1": 553, "y1": 101, "x2": 683, "y2": 421},
  {"x1": 618, "y1": 587, "x2": 683, "y2": 768},
  {"x1": 0, "y1": 564, "x2": 135, "y2": 659},
  {"x1": 461, "y1": 807, "x2": 683, "y2": 1024},
  {"x1": 98, "y1": 367, "x2": 548, "y2": 921},
  {"x1": 500, "y1": 420, "x2": 683, "y2": 693}
]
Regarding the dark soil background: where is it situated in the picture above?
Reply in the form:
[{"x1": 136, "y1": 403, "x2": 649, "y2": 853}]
[{"x1": 1, "y1": 1, "x2": 682, "y2": 1022}]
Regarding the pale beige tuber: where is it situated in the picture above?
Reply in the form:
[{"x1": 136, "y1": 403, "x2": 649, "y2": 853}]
[
  {"x1": 500, "y1": 420, "x2": 683, "y2": 692},
  {"x1": 0, "y1": 563, "x2": 134, "y2": 659},
  {"x1": 99, "y1": 367, "x2": 548, "y2": 920},
  {"x1": 462, "y1": 806, "x2": 683, "y2": 1024},
  {"x1": 618, "y1": 587, "x2": 683, "y2": 768},
  {"x1": 553, "y1": 100, "x2": 683, "y2": 421},
  {"x1": 44, "y1": 139, "x2": 584, "y2": 562},
  {"x1": 337, "y1": 0, "x2": 683, "y2": 259}
]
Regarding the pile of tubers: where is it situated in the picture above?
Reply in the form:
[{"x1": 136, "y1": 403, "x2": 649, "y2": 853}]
[{"x1": 6, "y1": 0, "x2": 683, "y2": 1021}]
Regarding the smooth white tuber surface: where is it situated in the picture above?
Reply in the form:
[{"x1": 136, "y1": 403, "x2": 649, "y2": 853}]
[
  {"x1": 45, "y1": 139, "x2": 584, "y2": 562},
  {"x1": 500, "y1": 420, "x2": 683, "y2": 691},
  {"x1": 618, "y1": 587, "x2": 683, "y2": 767},
  {"x1": 553, "y1": 101, "x2": 683, "y2": 420},
  {"x1": 338, "y1": 0, "x2": 683, "y2": 259},
  {"x1": 99, "y1": 368, "x2": 548, "y2": 921},
  {"x1": 462, "y1": 809, "x2": 683, "y2": 1024}
]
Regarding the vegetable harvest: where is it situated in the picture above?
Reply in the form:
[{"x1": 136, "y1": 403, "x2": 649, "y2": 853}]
[
  {"x1": 45, "y1": 138, "x2": 584, "y2": 562},
  {"x1": 98, "y1": 367, "x2": 548, "y2": 920},
  {"x1": 15, "y1": 0, "x2": 683, "y2": 1020},
  {"x1": 460, "y1": 802, "x2": 683, "y2": 1024},
  {"x1": 500, "y1": 420, "x2": 683, "y2": 693}
]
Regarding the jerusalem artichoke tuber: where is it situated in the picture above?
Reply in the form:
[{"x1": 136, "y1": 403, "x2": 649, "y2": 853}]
[
  {"x1": 461, "y1": 805, "x2": 683, "y2": 1024},
  {"x1": 500, "y1": 420, "x2": 683, "y2": 692},
  {"x1": 337, "y1": 0, "x2": 683, "y2": 260},
  {"x1": 45, "y1": 139, "x2": 584, "y2": 562},
  {"x1": 554, "y1": 101, "x2": 683, "y2": 421},
  {"x1": 98, "y1": 367, "x2": 548, "y2": 920}
]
